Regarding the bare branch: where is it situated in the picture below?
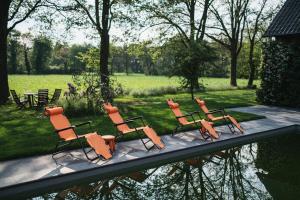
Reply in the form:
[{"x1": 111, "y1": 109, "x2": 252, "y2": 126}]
[
  {"x1": 205, "y1": 33, "x2": 230, "y2": 49},
  {"x1": 210, "y1": 5, "x2": 231, "y2": 40},
  {"x1": 8, "y1": 0, "x2": 25, "y2": 21},
  {"x1": 7, "y1": 0, "x2": 43, "y2": 35},
  {"x1": 74, "y1": 0, "x2": 100, "y2": 32}
]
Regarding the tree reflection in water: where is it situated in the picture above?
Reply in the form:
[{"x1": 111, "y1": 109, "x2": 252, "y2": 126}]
[{"x1": 33, "y1": 134, "x2": 300, "y2": 200}]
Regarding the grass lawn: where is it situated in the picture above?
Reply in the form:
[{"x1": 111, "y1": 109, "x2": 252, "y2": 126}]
[
  {"x1": 0, "y1": 89, "x2": 262, "y2": 161},
  {"x1": 8, "y1": 74, "x2": 260, "y2": 95}
]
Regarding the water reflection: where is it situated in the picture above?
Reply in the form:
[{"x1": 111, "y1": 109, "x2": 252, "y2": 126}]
[{"x1": 33, "y1": 134, "x2": 300, "y2": 200}]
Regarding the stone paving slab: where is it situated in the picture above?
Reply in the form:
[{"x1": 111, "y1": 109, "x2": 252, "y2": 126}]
[{"x1": 0, "y1": 105, "x2": 299, "y2": 189}]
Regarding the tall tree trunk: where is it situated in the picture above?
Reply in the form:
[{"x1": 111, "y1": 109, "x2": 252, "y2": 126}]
[
  {"x1": 247, "y1": 41, "x2": 255, "y2": 88},
  {"x1": 230, "y1": 49, "x2": 238, "y2": 86},
  {"x1": 192, "y1": 73, "x2": 200, "y2": 90},
  {"x1": 10, "y1": 40, "x2": 18, "y2": 74},
  {"x1": 100, "y1": 0, "x2": 110, "y2": 101},
  {"x1": 24, "y1": 46, "x2": 31, "y2": 74},
  {"x1": 0, "y1": 0, "x2": 10, "y2": 104},
  {"x1": 125, "y1": 54, "x2": 128, "y2": 75},
  {"x1": 63, "y1": 61, "x2": 68, "y2": 74},
  {"x1": 124, "y1": 46, "x2": 129, "y2": 75},
  {"x1": 190, "y1": 76, "x2": 195, "y2": 100}
]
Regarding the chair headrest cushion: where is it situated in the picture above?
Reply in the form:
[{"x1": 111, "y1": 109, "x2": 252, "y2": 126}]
[
  {"x1": 168, "y1": 102, "x2": 179, "y2": 109},
  {"x1": 197, "y1": 100, "x2": 206, "y2": 106},
  {"x1": 45, "y1": 107, "x2": 64, "y2": 116},
  {"x1": 105, "y1": 106, "x2": 119, "y2": 114}
]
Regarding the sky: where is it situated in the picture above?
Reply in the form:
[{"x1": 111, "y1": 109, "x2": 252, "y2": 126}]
[
  {"x1": 12, "y1": 0, "x2": 282, "y2": 46},
  {"x1": 14, "y1": 17, "x2": 156, "y2": 46}
]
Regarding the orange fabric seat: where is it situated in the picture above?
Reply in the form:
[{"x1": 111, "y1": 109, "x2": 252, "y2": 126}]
[
  {"x1": 85, "y1": 133, "x2": 112, "y2": 160},
  {"x1": 45, "y1": 107, "x2": 112, "y2": 160},
  {"x1": 103, "y1": 103, "x2": 165, "y2": 150},
  {"x1": 195, "y1": 97, "x2": 244, "y2": 134},
  {"x1": 167, "y1": 99, "x2": 219, "y2": 140}
]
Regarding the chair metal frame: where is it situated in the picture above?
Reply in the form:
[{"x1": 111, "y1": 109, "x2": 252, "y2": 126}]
[
  {"x1": 204, "y1": 108, "x2": 238, "y2": 133},
  {"x1": 172, "y1": 110, "x2": 213, "y2": 141},
  {"x1": 113, "y1": 116, "x2": 160, "y2": 151},
  {"x1": 195, "y1": 97, "x2": 244, "y2": 134},
  {"x1": 52, "y1": 121, "x2": 105, "y2": 162}
]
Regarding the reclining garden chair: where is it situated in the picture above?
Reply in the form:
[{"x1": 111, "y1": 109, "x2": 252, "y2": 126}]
[
  {"x1": 103, "y1": 103, "x2": 165, "y2": 150},
  {"x1": 45, "y1": 107, "x2": 112, "y2": 161},
  {"x1": 167, "y1": 99, "x2": 219, "y2": 140},
  {"x1": 194, "y1": 97, "x2": 244, "y2": 134}
]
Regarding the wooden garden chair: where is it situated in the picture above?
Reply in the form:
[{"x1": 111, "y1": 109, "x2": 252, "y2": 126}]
[
  {"x1": 49, "y1": 89, "x2": 62, "y2": 105},
  {"x1": 195, "y1": 97, "x2": 244, "y2": 134},
  {"x1": 45, "y1": 107, "x2": 112, "y2": 161},
  {"x1": 10, "y1": 90, "x2": 28, "y2": 109},
  {"x1": 103, "y1": 103, "x2": 165, "y2": 150},
  {"x1": 167, "y1": 99, "x2": 219, "y2": 140},
  {"x1": 34, "y1": 89, "x2": 49, "y2": 108}
]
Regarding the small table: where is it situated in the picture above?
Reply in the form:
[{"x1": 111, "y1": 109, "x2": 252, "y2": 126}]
[
  {"x1": 102, "y1": 135, "x2": 116, "y2": 152},
  {"x1": 24, "y1": 92, "x2": 37, "y2": 107}
]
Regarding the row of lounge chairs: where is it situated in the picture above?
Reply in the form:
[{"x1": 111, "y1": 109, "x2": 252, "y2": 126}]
[{"x1": 45, "y1": 97, "x2": 244, "y2": 161}]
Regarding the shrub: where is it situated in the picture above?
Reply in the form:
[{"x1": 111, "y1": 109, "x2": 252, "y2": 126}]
[
  {"x1": 130, "y1": 86, "x2": 180, "y2": 97},
  {"x1": 257, "y1": 41, "x2": 300, "y2": 107},
  {"x1": 58, "y1": 95, "x2": 103, "y2": 117},
  {"x1": 59, "y1": 70, "x2": 125, "y2": 117}
]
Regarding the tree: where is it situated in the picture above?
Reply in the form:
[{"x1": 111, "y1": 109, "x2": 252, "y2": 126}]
[
  {"x1": 168, "y1": 37, "x2": 216, "y2": 99},
  {"x1": 127, "y1": 41, "x2": 156, "y2": 75},
  {"x1": 51, "y1": 42, "x2": 70, "y2": 73},
  {"x1": 68, "y1": 44, "x2": 90, "y2": 73},
  {"x1": 0, "y1": 0, "x2": 45, "y2": 104},
  {"x1": 77, "y1": 47, "x2": 100, "y2": 69},
  {"x1": 138, "y1": 0, "x2": 214, "y2": 98},
  {"x1": 56, "y1": 0, "x2": 131, "y2": 101},
  {"x1": 207, "y1": 0, "x2": 250, "y2": 86},
  {"x1": 20, "y1": 32, "x2": 33, "y2": 74},
  {"x1": 31, "y1": 35, "x2": 53, "y2": 73},
  {"x1": 7, "y1": 30, "x2": 21, "y2": 74},
  {"x1": 246, "y1": 0, "x2": 273, "y2": 88}
]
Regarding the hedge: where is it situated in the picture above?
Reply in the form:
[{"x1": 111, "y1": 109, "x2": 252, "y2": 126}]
[{"x1": 257, "y1": 40, "x2": 300, "y2": 107}]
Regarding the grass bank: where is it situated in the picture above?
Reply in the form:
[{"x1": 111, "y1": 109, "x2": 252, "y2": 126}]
[{"x1": 8, "y1": 74, "x2": 260, "y2": 96}]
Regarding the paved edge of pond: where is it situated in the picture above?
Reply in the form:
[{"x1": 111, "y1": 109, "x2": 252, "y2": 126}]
[{"x1": 0, "y1": 105, "x2": 300, "y2": 199}]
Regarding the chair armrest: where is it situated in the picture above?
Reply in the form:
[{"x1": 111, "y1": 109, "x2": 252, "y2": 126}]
[
  {"x1": 126, "y1": 116, "x2": 146, "y2": 126},
  {"x1": 115, "y1": 120, "x2": 135, "y2": 126},
  {"x1": 127, "y1": 116, "x2": 143, "y2": 121},
  {"x1": 176, "y1": 111, "x2": 200, "y2": 119},
  {"x1": 74, "y1": 121, "x2": 92, "y2": 127},
  {"x1": 176, "y1": 113, "x2": 192, "y2": 119},
  {"x1": 206, "y1": 109, "x2": 226, "y2": 115},
  {"x1": 55, "y1": 126, "x2": 75, "y2": 133},
  {"x1": 189, "y1": 111, "x2": 201, "y2": 115}
]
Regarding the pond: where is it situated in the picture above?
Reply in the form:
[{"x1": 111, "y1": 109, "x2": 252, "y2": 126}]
[{"x1": 29, "y1": 133, "x2": 300, "y2": 200}]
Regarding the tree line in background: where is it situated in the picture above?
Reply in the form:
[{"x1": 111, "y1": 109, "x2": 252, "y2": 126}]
[
  {"x1": 7, "y1": 30, "x2": 262, "y2": 79},
  {"x1": 0, "y1": 0, "x2": 278, "y2": 104}
]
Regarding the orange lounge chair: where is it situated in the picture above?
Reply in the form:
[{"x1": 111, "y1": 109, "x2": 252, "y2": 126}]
[
  {"x1": 195, "y1": 97, "x2": 244, "y2": 134},
  {"x1": 103, "y1": 103, "x2": 165, "y2": 150},
  {"x1": 45, "y1": 107, "x2": 112, "y2": 161},
  {"x1": 167, "y1": 99, "x2": 219, "y2": 140}
]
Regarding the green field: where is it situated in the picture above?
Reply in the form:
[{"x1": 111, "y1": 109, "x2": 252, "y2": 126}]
[
  {"x1": 0, "y1": 88, "x2": 262, "y2": 161},
  {"x1": 8, "y1": 74, "x2": 260, "y2": 95}
]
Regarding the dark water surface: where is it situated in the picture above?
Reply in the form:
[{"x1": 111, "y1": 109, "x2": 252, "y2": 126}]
[{"x1": 30, "y1": 134, "x2": 300, "y2": 200}]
